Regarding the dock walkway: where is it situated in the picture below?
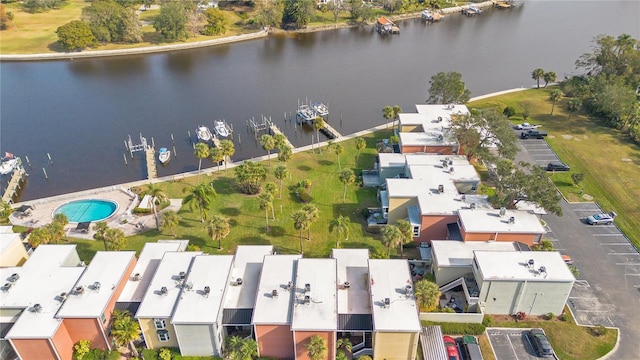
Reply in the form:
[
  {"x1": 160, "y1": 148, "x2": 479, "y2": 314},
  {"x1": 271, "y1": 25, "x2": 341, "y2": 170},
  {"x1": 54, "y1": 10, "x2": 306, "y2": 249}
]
[
  {"x1": 2, "y1": 167, "x2": 27, "y2": 204},
  {"x1": 321, "y1": 122, "x2": 342, "y2": 139},
  {"x1": 145, "y1": 147, "x2": 157, "y2": 179},
  {"x1": 268, "y1": 123, "x2": 294, "y2": 148}
]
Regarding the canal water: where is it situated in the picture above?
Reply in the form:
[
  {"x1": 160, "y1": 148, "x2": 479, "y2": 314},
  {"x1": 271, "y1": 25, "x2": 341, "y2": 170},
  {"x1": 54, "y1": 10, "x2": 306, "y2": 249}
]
[{"x1": 1, "y1": 1, "x2": 638, "y2": 201}]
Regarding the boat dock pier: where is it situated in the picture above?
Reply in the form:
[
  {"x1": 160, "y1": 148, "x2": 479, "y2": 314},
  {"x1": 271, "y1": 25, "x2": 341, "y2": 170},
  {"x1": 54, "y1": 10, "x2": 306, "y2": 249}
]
[
  {"x1": 268, "y1": 121, "x2": 294, "y2": 148},
  {"x1": 2, "y1": 165, "x2": 27, "y2": 204},
  {"x1": 319, "y1": 122, "x2": 341, "y2": 139},
  {"x1": 145, "y1": 146, "x2": 157, "y2": 179}
]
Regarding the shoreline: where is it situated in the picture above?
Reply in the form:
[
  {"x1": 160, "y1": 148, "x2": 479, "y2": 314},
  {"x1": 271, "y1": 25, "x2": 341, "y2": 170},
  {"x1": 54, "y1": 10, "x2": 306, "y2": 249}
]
[
  {"x1": 0, "y1": 1, "x2": 499, "y2": 62},
  {"x1": 9, "y1": 86, "x2": 531, "y2": 207}
]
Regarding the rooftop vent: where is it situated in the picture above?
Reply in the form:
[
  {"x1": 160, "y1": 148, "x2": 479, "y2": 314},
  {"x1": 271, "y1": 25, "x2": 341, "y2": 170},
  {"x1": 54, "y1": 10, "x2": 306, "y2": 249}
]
[
  {"x1": 31, "y1": 304, "x2": 42, "y2": 313},
  {"x1": 132, "y1": 273, "x2": 142, "y2": 281},
  {"x1": 59, "y1": 292, "x2": 68, "y2": 302},
  {"x1": 449, "y1": 160, "x2": 453, "y2": 166},
  {"x1": 286, "y1": 281, "x2": 293, "y2": 291},
  {"x1": 160, "y1": 286, "x2": 168, "y2": 295},
  {"x1": 272, "y1": 289, "x2": 279, "y2": 298},
  {"x1": 9, "y1": 273, "x2": 20, "y2": 283},
  {"x1": 343, "y1": 281, "x2": 350, "y2": 289},
  {"x1": 438, "y1": 184, "x2": 444, "y2": 193},
  {"x1": 499, "y1": 207, "x2": 507, "y2": 217},
  {"x1": 528, "y1": 259, "x2": 535, "y2": 268},
  {"x1": 203, "y1": 286, "x2": 211, "y2": 297},
  {"x1": 405, "y1": 285, "x2": 413, "y2": 296},
  {"x1": 304, "y1": 295, "x2": 311, "y2": 304},
  {"x1": 304, "y1": 283, "x2": 311, "y2": 293},
  {"x1": 232, "y1": 278, "x2": 243, "y2": 286},
  {"x1": 449, "y1": 167, "x2": 454, "y2": 174},
  {"x1": 92, "y1": 282, "x2": 101, "y2": 291},
  {"x1": 470, "y1": 203, "x2": 476, "y2": 210},
  {"x1": 539, "y1": 266, "x2": 546, "y2": 274},
  {"x1": 1, "y1": 283, "x2": 12, "y2": 292},
  {"x1": 179, "y1": 271, "x2": 186, "y2": 280},
  {"x1": 383, "y1": 298, "x2": 391, "y2": 308},
  {"x1": 508, "y1": 216, "x2": 516, "y2": 224},
  {"x1": 74, "y1": 286, "x2": 85, "y2": 295}
]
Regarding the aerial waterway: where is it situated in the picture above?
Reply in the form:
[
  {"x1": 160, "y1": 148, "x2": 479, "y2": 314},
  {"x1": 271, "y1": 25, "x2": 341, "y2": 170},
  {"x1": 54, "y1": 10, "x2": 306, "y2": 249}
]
[{"x1": 1, "y1": 1, "x2": 638, "y2": 201}]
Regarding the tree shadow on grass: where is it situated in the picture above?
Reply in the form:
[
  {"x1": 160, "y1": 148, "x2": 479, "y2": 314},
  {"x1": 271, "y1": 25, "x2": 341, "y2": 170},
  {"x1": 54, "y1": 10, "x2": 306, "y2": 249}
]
[
  {"x1": 211, "y1": 177, "x2": 237, "y2": 195},
  {"x1": 317, "y1": 159, "x2": 333, "y2": 166},
  {"x1": 267, "y1": 226, "x2": 287, "y2": 237},
  {"x1": 220, "y1": 207, "x2": 241, "y2": 217},
  {"x1": 236, "y1": 236, "x2": 271, "y2": 245},
  {"x1": 297, "y1": 165, "x2": 312, "y2": 171}
]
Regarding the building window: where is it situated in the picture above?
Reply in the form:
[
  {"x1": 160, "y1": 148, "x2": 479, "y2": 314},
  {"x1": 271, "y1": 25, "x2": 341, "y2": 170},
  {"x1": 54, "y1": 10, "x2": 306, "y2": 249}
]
[
  {"x1": 101, "y1": 313, "x2": 107, "y2": 324},
  {"x1": 412, "y1": 226, "x2": 420, "y2": 237},
  {"x1": 157, "y1": 330, "x2": 170, "y2": 342},
  {"x1": 153, "y1": 318, "x2": 166, "y2": 330}
]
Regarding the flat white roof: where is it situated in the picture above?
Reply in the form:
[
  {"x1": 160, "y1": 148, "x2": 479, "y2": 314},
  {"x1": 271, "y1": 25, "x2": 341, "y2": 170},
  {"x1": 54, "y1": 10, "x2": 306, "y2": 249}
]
[
  {"x1": 2, "y1": 245, "x2": 85, "y2": 339},
  {"x1": 117, "y1": 241, "x2": 188, "y2": 303},
  {"x1": 431, "y1": 240, "x2": 519, "y2": 267},
  {"x1": 252, "y1": 255, "x2": 302, "y2": 325},
  {"x1": 291, "y1": 258, "x2": 337, "y2": 331},
  {"x1": 516, "y1": 201, "x2": 548, "y2": 216},
  {"x1": 172, "y1": 255, "x2": 234, "y2": 324},
  {"x1": 332, "y1": 249, "x2": 371, "y2": 314},
  {"x1": 0, "y1": 226, "x2": 14, "y2": 233},
  {"x1": 377, "y1": 153, "x2": 407, "y2": 168},
  {"x1": 474, "y1": 251, "x2": 575, "y2": 282},
  {"x1": 414, "y1": 104, "x2": 470, "y2": 118},
  {"x1": 57, "y1": 251, "x2": 135, "y2": 318},
  {"x1": 368, "y1": 259, "x2": 420, "y2": 332},
  {"x1": 135, "y1": 251, "x2": 201, "y2": 318},
  {"x1": 399, "y1": 131, "x2": 457, "y2": 147},
  {"x1": 223, "y1": 245, "x2": 273, "y2": 309},
  {"x1": 459, "y1": 208, "x2": 546, "y2": 234}
]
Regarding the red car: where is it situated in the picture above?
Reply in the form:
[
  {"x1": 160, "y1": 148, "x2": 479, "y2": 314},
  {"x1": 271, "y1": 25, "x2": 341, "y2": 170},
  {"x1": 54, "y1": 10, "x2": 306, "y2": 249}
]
[{"x1": 443, "y1": 335, "x2": 460, "y2": 360}]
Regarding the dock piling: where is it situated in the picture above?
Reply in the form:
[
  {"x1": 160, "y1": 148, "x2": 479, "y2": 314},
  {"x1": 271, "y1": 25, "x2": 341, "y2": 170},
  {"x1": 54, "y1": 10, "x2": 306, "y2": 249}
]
[
  {"x1": 123, "y1": 153, "x2": 128, "y2": 165},
  {"x1": 47, "y1": 153, "x2": 52, "y2": 164},
  {"x1": 25, "y1": 156, "x2": 31, "y2": 168},
  {"x1": 42, "y1": 168, "x2": 48, "y2": 179},
  {"x1": 171, "y1": 133, "x2": 175, "y2": 144}
]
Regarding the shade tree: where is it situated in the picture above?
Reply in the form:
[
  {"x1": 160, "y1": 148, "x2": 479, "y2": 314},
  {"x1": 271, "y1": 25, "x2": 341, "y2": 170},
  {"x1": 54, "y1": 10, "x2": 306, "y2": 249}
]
[
  {"x1": 450, "y1": 109, "x2": 517, "y2": 162},
  {"x1": 426, "y1": 71, "x2": 471, "y2": 104}
]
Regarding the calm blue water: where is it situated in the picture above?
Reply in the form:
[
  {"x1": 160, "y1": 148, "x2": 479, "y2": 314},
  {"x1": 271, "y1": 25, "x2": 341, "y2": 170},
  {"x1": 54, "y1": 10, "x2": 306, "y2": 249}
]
[{"x1": 54, "y1": 199, "x2": 118, "y2": 222}]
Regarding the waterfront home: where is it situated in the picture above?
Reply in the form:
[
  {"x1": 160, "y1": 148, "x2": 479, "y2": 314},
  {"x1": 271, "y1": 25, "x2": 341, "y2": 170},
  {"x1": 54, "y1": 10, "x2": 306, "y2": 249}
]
[{"x1": 376, "y1": 17, "x2": 399, "y2": 34}]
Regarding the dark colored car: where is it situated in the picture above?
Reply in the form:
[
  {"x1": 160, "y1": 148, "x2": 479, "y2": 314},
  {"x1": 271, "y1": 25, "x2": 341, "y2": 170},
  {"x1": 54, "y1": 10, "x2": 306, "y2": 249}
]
[
  {"x1": 546, "y1": 162, "x2": 571, "y2": 172},
  {"x1": 461, "y1": 335, "x2": 484, "y2": 360},
  {"x1": 527, "y1": 329, "x2": 554, "y2": 358},
  {"x1": 520, "y1": 130, "x2": 548, "y2": 139},
  {"x1": 443, "y1": 335, "x2": 461, "y2": 360}
]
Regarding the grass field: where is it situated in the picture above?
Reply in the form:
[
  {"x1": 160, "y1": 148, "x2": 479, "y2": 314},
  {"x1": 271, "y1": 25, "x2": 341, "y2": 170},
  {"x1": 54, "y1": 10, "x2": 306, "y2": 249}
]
[
  {"x1": 72, "y1": 129, "x2": 394, "y2": 261},
  {"x1": 470, "y1": 88, "x2": 640, "y2": 249}
]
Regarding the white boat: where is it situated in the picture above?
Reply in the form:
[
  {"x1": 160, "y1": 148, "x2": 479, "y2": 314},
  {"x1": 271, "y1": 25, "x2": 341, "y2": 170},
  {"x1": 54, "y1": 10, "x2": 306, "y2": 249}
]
[
  {"x1": 196, "y1": 126, "x2": 213, "y2": 142},
  {"x1": 158, "y1": 147, "x2": 171, "y2": 164},
  {"x1": 214, "y1": 120, "x2": 230, "y2": 138},
  {"x1": 0, "y1": 154, "x2": 18, "y2": 175},
  {"x1": 296, "y1": 104, "x2": 317, "y2": 123},
  {"x1": 421, "y1": 10, "x2": 433, "y2": 21},
  {"x1": 311, "y1": 102, "x2": 329, "y2": 117}
]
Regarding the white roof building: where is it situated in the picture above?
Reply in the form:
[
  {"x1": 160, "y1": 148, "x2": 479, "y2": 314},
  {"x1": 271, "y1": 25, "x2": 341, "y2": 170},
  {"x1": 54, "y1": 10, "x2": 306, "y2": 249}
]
[
  {"x1": 252, "y1": 255, "x2": 301, "y2": 325},
  {"x1": 223, "y1": 245, "x2": 273, "y2": 310},
  {"x1": 473, "y1": 251, "x2": 574, "y2": 282},
  {"x1": 332, "y1": 249, "x2": 371, "y2": 315},
  {"x1": 291, "y1": 258, "x2": 337, "y2": 331},
  {"x1": 458, "y1": 208, "x2": 546, "y2": 235},
  {"x1": 431, "y1": 240, "x2": 523, "y2": 268}
]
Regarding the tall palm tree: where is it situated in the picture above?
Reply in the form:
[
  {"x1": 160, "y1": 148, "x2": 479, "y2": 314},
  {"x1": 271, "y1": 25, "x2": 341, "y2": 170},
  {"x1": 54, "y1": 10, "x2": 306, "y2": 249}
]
[
  {"x1": 291, "y1": 210, "x2": 309, "y2": 254},
  {"x1": 543, "y1": 71, "x2": 557, "y2": 88},
  {"x1": 146, "y1": 182, "x2": 167, "y2": 230},
  {"x1": 307, "y1": 335, "x2": 327, "y2": 360},
  {"x1": 532, "y1": 68, "x2": 545, "y2": 88},
  {"x1": 111, "y1": 310, "x2": 141, "y2": 357},
  {"x1": 194, "y1": 142, "x2": 210, "y2": 183},
  {"x1": 277, "y1": 144, "x2": 293, "y2": 163},
  {"x1": 273, "y1": 133, "x2": 288, "y2": 149},
  {"x1": 93, "y1": 221, "x2": 109, "y2": 250},
  {"x1": 333, "y1": 143, "x2": 344, "y2": 170},
  {"x1": 381, "y1": 224, "x2": 402, "y2": 257},
  {"x1": 302, "y1": 204, "x2": 319, "y2": 241},
  {"x1": 413, "y1": 278, "x2": 441, "y2": 312},
  {"x1": 182, "y1": 183, "x2": 217, "y2": 223},
  {"x1": 209, "y1": 146, "x2": 224, "y2": 174},
  {"x1": 258, "y1": 192, "x2": 273, "y2": 231},
  {"x1": 567, "y1": 97, "x2": 582, "y2": 120},
  {"x1": 382, "y1": 105, "x2": 393, "y2": 129},
  {"x1": 313, "y1": 117, "x2": 325, "y2": 154},
  {"x1": 161, "y1": 210, "x2": 180, "y2": 237},
  {"x1": 206, "y1": 214, "x2": 231, "y2": 250},
  {"x1": 260, "y1": 134, "x2": 275, "y2": 166},
  {"x1": 329, "y1": 215, "x2": 350, "y2": 248},
  {"x1": 219, "y1": 139, "x2": 235, "y2": 172},
  {"x1": 338, "y1": 169, "x2": 355, "y2": 205},
  {"x1": 225, "y1": 336, "x2": 257, "y2": 360},
  {"x1": 104, "y1": 228, "x2": 126, "y2": 250},
  {"x1": 336, "y1": 338, "x2": 352, "y2": 356},
  {"x1": 274, "y1": 165, "x2": 289, "y2": 199},
  {"x1": 50, "y1": 213, "x2": 68, "y2": 243},
  {"x1": 355, "y1": 137, "x2": 366, "y2": 165},
  {"x1": 550, "y1": 89, "x2": 564, "y2": 115},
  {"x1": 392, "y1": 105, "x2": 402, "y2": 130},
  {"x1": 396, "y1": 219, "x2": 413, "y2": 258},
  {"x1": 28, "y1": 227, "x2": 52, "y2": 247}
]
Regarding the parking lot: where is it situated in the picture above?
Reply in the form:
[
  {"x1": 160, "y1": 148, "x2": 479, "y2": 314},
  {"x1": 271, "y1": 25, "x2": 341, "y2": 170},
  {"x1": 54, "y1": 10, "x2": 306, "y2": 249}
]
[
  {"x1": 487, "y1": 328, "x2": 557, "y2": 360},
  {"x1": 516, "y1": 137, "x2": 561, "y2": 168}
]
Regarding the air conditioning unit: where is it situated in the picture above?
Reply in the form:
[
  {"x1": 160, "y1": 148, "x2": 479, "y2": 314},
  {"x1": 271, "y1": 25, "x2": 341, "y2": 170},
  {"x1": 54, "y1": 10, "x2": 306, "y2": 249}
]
[
  {"x1": 31, "y1": 304, "x2": 43, "y2": 313},
  {"x1": 132, "y1": 273, "x2": 141, "y2": 281},
  {"x1": 184, "y1": 282, "x2": 193, "y2": 291},
  {"x1": 304, "y1": 283, "x2": 311, "y2": 293},
  {"x1": 304, "y1": 295, "x2": 311, "y2": 304},
  {"x1": 59, "y1": 292, "x2": 68, "y2": 302},
  {"x1": 383, "y1": 298, "x2": 391, "y2": 308},
  {"x1": 1, "y1": 283, "x2": 12, "y2": 292},
  {"x1": 272, "y1": 289, "x2": 279, "y2": 298},
  {"x1": 179, "y1": 271, "x2": 186, "y2": 280},
  {"x1": 9, "y1": 273, "x2": 20, "y2": 283},
  {"x1": 499, "y1": 207, "x2": 506, "y2": 217},
  {"x1": 405, "y1": 285, "x2": 413, "y2": 295},
  {"x1": 74, "y1": 286, "x2": 85, "y2": 295},
  {"x1": 231, "y1": 278, "x2": 243, "y2": 286},
  {"x1": 508, "y1": 216, "x2": 516, "y2": 224},
  {"x1": 203, "y1": 286, "x2": 211, "y2": 296},
  {"x1": 160, "y1": 286, "x2": 168, "y2": 295},
  {"x1": 528, "y1": 259, "x2": 535, "y2": 268},
  {"x1": 438, "y1": 184, "x2": 444, "y2": 193},
  {"x1": 92, "y1": 282, "x2": 101, "y2": 291},
  {"x1": 343, "y1": 281, "x2": 350, "y2": 289},
  {"x1": 286, "y1": 281, "x2": 293, "y2": 291}
]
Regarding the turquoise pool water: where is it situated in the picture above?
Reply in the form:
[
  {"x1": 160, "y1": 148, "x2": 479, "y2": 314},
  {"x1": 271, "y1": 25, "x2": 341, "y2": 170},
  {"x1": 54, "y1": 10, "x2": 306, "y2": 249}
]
[{"x1": 54, "y1": 199, "x2": 118, "y2": 223}]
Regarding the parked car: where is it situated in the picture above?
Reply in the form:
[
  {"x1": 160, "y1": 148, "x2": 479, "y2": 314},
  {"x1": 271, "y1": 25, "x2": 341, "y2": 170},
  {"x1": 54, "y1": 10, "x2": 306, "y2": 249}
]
[
  {"x1": 443, "y1": 335, "x2": 461, "y2": 360},
  {"x1": 515, "y1": 123, "x2": 541, "y2": 130},
  {"x1": 561, "y1": 254, "x2": 574, "y2": 265},
  {"x1": 527, "y1": 329, "x2": 554, "y2": 358},
  {"x1": 586, "y1": 211, "x2": 616, "y2": 225},
  {"x1": 461, "y1": 335, "x2": 484, "y2": 360},
  {"x1": 546, "y1": 162, "x2": 571, "y2": 172},
  {"x1": 520, "y1": 130, "x2": 548, "y2": 139}
]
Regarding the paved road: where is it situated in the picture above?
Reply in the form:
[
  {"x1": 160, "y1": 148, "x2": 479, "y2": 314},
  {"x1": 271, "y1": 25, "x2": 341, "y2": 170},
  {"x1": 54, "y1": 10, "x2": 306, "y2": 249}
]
[{"x1": 514, "y1": 137, "x2": 640, "y2": 359}]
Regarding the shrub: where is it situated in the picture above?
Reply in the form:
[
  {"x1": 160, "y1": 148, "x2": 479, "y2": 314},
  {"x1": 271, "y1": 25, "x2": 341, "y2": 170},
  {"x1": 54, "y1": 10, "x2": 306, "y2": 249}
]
[
  {"x1": 296, "y1": 187, "x2": 311, "y2": 203},
  {"x1": 299, "y1": 179, "x2": 312, "y2": 189},
  {"x1": 559, "y1": 313, "x2": 569, "y2": 322},
  {"x1": 159, "y1": 348, "x2": 171, "y2": 360},
  {"x1": 546, "y1": 312, "x2": 555, "y2": 320},
  {"x1": 73, "y1": 340, "x2": 91, "y2": 360},
  {"x1": 482, "y1": 315, "x2": 493, "y2": 327},
  {"x1": 590, "y1": 325, "x2": 609, "y2": 337},
  {"x1": 503, "y1": 106, "x2": 516, "y2": 118},
  {"x1": 132, "y1": 207, "x2": 152, "y2": 214}
]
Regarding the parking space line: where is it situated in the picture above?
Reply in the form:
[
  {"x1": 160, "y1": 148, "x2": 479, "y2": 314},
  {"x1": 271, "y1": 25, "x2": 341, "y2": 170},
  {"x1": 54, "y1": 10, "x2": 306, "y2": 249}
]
[
  {"x1": 608, "y1": 253, "x2": 640, "y2": 255},
  {"x1": 507, "y1": 334, "x2": 521, "y2": 360},
  {"x1": 616, "y1": 263, "x2": 640, "y2": 266},
  {"x1": 600, "y1": 243, "x2": 633, "y2": 245},
  {"x1": 594, "y1": 234, "x2": 626, "y2": 236},
  {"x1": 625, "y1": 274, "x2": 640, "y2": 276}
]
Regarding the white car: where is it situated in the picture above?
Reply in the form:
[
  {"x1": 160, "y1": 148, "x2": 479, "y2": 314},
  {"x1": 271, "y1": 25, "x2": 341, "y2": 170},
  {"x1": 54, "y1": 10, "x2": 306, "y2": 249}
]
[{"x1": 515, "y1": 123, "x2": 541, "y2": 130}]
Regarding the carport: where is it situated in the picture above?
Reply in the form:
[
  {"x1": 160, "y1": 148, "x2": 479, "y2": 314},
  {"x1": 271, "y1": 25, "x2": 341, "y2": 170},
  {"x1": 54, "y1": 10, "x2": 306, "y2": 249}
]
[{"x1": 420, "y1": 325, "x2": 448, "y2": 360}]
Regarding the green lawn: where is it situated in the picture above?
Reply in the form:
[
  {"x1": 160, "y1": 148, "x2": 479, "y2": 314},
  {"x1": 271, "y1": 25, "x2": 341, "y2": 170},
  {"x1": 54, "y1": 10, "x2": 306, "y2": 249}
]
[
  {"x1": 470, "y1": 88, "x2": 640, "y2": 249},
  {"x1": 73, "y1": 130, "x2": 394, "y2": 262}
]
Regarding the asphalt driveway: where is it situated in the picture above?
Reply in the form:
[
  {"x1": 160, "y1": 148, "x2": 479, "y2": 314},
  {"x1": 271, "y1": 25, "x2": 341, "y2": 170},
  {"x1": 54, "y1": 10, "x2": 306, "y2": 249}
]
[{"x1": 487, "y1": 328, "x2": 557, "y2": 360}]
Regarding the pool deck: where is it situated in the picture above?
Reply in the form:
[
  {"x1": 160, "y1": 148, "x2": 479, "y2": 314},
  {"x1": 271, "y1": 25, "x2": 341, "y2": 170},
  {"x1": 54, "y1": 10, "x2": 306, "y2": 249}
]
[{"x1": 9, "y1": 186, "x2": 182, "y2": 239}]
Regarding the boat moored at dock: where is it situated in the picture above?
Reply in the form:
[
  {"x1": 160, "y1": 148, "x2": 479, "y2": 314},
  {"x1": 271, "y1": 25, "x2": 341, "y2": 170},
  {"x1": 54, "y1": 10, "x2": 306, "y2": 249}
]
[
  {"x1": 214, "y1": 119, "x2": 231, "y2": 138},
  {"x1": 311, "y1": 102, "x2": 329, "y2": 117},
  {"x1": 196, "y1": 126, "x2": 213, "y2": 142},
  {"x1": 462, "y1": 6, "x2": 483, "y2": 16},
  {"x1": 296, "y1": 104, "x2": 318, "y2": 124},
  {"x1": 0, "y1": 153, "x2": 19, "y2": 175},
  {"x1": 158, "y1": 147, "x2": 171, "y2": 164}
]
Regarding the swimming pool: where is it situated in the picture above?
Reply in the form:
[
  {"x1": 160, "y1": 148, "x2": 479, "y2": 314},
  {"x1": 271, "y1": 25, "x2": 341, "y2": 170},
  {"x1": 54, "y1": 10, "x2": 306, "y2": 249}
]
[{"x1": 53, "y1": 199, "x2": 118, "y2": 223}]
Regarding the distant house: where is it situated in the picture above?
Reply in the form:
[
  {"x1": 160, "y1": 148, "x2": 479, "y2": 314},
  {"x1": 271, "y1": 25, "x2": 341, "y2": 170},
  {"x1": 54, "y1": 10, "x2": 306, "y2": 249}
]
[{"x1": 452, "y1": 208, "x2": 546, "y2": 246}]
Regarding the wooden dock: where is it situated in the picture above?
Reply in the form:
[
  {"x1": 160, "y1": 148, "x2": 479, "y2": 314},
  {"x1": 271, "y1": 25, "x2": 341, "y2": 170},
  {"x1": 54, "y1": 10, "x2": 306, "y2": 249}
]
[
  {"x1": 2, "y1": 167, "x2": 27, "y2": 204},
  {"x1": 268, "y1": 123, "x2": 294, "y2": 148},
  {"x1": 145, "y1": 147, "x2": 157, "y2": 179},
  {"x1": 320, "y1": 122, "x2": 342, "y2": 139}
]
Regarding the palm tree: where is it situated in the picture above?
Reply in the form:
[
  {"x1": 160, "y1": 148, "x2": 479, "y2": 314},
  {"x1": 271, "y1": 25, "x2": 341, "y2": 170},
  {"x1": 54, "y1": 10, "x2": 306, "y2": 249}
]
[
  {"x1": 291, "y1": 210, "x2": 309, "y2": 254},
  {"x1": 313, "y1": 117, "x2": 326, "y2": 154},
  {"x1": 413, "y1": 279, "x2": 441, "y2": 312},
  {"x1": 93, "y1": 221, "x2": 109, "y2": 250},
  {"x1": 329, "y1": 215, "x2": 350, "y2": 248},
  {"x1": 382, "y1": 105, "x2": 393, "y2": 129},
  {"x1": 111, "y1": 310, "x2": 141, "y2": 357},
  {"x1": 392, "y1": 105, "x2": 402, "y2": 130},
  {"x1": 532, "y1": 68, "x2": 545, "y2": 88},
  {"x1": 543, "y1": 71, "x2": 557, "y2": 88},
  {"x1": 277, "y1": 144, "x2": 293, "y2": 163},
  {"x1": 29, "y1": 227, "x2": 52, "y2": 247},
  {"x1": 338, "y1": 169, "x2": 355, "y2": 205},
  {"x1": 274, "y1": 165, "x2": 289, "y2": 199},
  {"x1": 307, "y1": 335, "x2": 327, "y2": 360},
  {"x1": 225, "y1": 336, "x2": 258, "y2": 360},
  {"x1": 396, "y1": 219, "x2": 413, "y2": 258},
  {"x1": 550, "y1": 89, "x2": 564, "y2": 115},
  {"x1": 219, "y1": 139, "x2": 235, "y2": 172},
  {"x1": 336, "y1": 338, "x2": 352, "y2": 357},
  {"x1": 355, "y1": 137, "x2": 366, "y2": 165},
  {"x1": 381, "y1": 224, "x2": 402, "y2": 257},
  {"x1": 210, "y1": 146, "x2": 224, "y2": 174},
  {"x1": 260, "y1": 134, "x2": 276, "y2": 166},
  {"x1": 104, "y1": 228, "x2": 126, "y2": 250},
  {"x1": 182, "y1": 183, "x2": 217, "y2": 223},
  {"x1": 194, "y1": 142, "x2": 210, "y2": 183},
  {"x1": 567, "y1": 97, "x2": 582, "y2": 120},
  {"x1": 273, "y1": 133, "x2": 288, "y2": 149},
  {"x1": 302, "y1": 204, "x2": 319, "y2": 241},
  {"x1": 258, "y1": 192, "x2": 274, "y2": 231},
  {"x1": 333, "y1": 143, "x2": 344, "y2": 170},
  {"x1": 161, "y1": 210, "x2": 180, "y2": 237},
  {"x1": 50, "y1": 213, "x2": 69, "y2": 243},
  {"x1": 146, "y1": 182, "x2": 167, "y2": 230},
  {"x1": 206, "y1": 214, "x2": 231, "y2": 250}
]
